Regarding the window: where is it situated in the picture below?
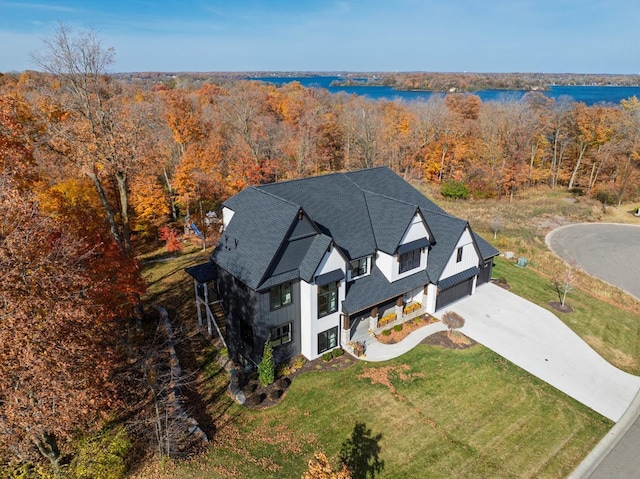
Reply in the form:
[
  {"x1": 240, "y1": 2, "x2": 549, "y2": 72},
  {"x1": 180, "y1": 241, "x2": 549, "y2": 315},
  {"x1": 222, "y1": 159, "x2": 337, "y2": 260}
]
[
  {"x1": 318, "y1": 326, "x2": 338, "y2": 354},
  {"x1": 270, "y1": 282, "x2": 292, "y2": 310},
  {"x1": 270, "y1": 322, "x2": 292, "y2": 347},
  {"x1": 318, "y1": 282, "x2": 338, "y2": 317},
  {"x1": 456, "y1": 246, "x2": 463, "y2": 263},
  {"x1": 350, "y1": 258, "x2": 368, "y2": 278},
  {"x1": 399, "y1": 249, "x2": 421, "y2": 274}
]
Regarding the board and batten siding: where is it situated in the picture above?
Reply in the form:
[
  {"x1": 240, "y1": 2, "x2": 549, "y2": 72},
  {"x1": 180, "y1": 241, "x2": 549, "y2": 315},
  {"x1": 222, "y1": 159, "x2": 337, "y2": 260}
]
[
  {"x1": 400, "y1": 212, "x2": 429, "y2": 243},
  {"x1": 439, "y1": 227, "x2": 480, "y2": 280},
  {"x1": 255, "y1": 280, "x2": 301, "y2": 362}
]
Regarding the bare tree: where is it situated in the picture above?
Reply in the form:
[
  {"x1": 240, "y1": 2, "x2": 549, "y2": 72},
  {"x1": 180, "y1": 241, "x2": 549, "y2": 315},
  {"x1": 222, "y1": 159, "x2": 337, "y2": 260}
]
[
  {"x1": 553, "y1": 262, "x2": 576, "y2": 307},
  {"x1": 32, "y1": 24, "x2": 162, "y2": 255},
  {"x1": 442, "y1": 311, "x2": 465, "y2": 337}
]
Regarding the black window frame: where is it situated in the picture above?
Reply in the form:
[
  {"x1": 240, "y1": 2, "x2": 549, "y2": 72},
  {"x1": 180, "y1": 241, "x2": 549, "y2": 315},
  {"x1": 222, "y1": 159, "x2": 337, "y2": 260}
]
[
  {"x1": 270, "y1": 282, "x2": 292, "y2": 310},
  {"x1": 318, "y1": 326, "x2": 338, "y2": 354},
  {"x1": 318, "y1": 281, "x2": 338, "y2": 318},
  {"x1": 456, "y1": 246, "x2": 463, "y2": 263},
  {"x1": 350, "y1": 258, "x2": 368, "y2": 278},
  {"x1": 399, "y1": 248, "x2": 421, "y2": 274},
  {"x1": 270, "y1": 322, "x2": 292, "y2": 347}
]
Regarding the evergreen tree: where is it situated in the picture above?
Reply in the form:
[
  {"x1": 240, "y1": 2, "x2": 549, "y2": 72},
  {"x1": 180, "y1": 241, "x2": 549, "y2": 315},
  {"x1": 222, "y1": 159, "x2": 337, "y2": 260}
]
[{"x1": 258, "y1": 335, "x2": 275, "y2": 386}]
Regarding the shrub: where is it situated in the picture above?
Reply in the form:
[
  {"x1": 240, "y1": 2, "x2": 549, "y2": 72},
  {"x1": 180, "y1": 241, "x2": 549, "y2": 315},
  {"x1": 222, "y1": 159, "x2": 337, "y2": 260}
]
[
  {"x1": 292, "y1": 355, "x2": 306, "y2": 370},
  {"x1": 393, "y1": 324, "x2": 403, "y2": 332},
  {"x1": 322, "y1": 351, "x2": 334, "y2": 362},
  {"x1": 381, "y1": 329, "x2": 391, "y2": 336},
  {"x1": 440, "y1": 179, "x2": 470, "y2": 200},
  {"x1": 332, "y1": 347, "x2": 344, "y2": 358},
  {"x1": 568, "y1": 187, "x2": 584, "y2": 196},
  {"x1": 258, "y1": 335, "x2": 275, "y2": 386}
]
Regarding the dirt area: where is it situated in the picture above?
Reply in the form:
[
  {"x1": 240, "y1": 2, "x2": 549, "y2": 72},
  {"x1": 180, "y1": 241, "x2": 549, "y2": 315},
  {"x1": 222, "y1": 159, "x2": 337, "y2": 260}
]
[
  {"x1": 548, "y1": 301, "x2": 574, "y2": 313},
  {"x1": 420, "y1": 331, "x2": 477, "y2": 350}
]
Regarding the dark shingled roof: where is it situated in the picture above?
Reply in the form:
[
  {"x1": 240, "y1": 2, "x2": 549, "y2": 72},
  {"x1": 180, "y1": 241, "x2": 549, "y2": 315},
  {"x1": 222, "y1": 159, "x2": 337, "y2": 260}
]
[
  {"x1": 343, "y1": 266, "x2": 430, "y2": 316},
  {"x1": 213, "y1": 188, "x2": 299, "y2": 290},
  {"x1": 214, "y1": 167, "x2": 495, "y2": 300},
  {"x1": 472, "y1": 230, "x2": 500, "y2": 260},
  {"x1": 184, "y1": 262, "x2": 218, "y2": 283}
]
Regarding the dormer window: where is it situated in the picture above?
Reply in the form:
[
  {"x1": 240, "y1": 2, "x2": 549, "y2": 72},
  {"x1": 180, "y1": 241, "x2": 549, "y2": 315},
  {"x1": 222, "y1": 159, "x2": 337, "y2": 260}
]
[
  {"x1": 350, "y1": 258, "x2": 368, "y2": 278},
  {"x1": 399, "y1": 249, "x2": 421, "y2": 273}
]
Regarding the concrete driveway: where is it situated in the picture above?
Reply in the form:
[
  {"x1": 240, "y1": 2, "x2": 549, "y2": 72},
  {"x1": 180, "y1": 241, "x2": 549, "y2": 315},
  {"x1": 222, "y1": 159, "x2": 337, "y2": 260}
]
[{"x1": 440, "y1": 283, "x2": 640, "y2": 422}]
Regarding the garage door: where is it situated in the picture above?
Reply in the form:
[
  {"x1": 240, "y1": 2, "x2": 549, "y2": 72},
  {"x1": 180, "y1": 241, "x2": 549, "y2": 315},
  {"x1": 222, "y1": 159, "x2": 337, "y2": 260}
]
[
  {"x1": 436, "y1": 277, "x2": 473, "y2": 310},
  {"x1": 477, "y1": 259, "x2": 493, "y2": 285}
]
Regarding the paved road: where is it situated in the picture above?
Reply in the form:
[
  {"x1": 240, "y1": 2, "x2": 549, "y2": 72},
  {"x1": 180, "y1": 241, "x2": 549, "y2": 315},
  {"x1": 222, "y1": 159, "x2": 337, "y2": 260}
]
[
  {"x1": 547, "y1": 223, "x2": 640, "y2": 299},
  {"x1": 547, "y1": 223, "x2": 640, "y2": 478}
]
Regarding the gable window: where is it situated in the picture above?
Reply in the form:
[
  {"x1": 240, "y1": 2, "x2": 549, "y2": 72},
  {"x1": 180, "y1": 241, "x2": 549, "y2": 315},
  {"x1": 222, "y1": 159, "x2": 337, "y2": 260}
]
[
  {"x1": 270, "y1": 282, "x2": 292, "y2": 310},
  {"x1": 318, "y1": 326, "x2": 338, "y2": 354},
  {"x1": 456, "y1": 247, "x2": 463, "y2": 263},
  {"x1": 270, "y1": 322, "x2": 292, "y2": 347},
  {"x1": 318, "y1": 282, "x2": 338, "y2": 318},
  {"x1": 399, "y1": 249, "x2": 421, "y2": 274},
  {"x1": 350, "y1": 258, "x2": 368, "y2": 278}
]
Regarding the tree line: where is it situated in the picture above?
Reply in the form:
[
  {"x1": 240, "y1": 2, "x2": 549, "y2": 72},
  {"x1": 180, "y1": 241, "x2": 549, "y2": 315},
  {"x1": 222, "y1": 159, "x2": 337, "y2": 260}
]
[{"x1": 2, "y1": 25, "x2": 640, "y2": 473}]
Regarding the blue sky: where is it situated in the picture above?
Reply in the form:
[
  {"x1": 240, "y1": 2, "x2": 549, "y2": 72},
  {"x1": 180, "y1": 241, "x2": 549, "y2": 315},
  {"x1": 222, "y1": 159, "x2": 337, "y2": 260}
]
[{"x1": 0, "y1": 0, "x2": 638, "y2": 73}]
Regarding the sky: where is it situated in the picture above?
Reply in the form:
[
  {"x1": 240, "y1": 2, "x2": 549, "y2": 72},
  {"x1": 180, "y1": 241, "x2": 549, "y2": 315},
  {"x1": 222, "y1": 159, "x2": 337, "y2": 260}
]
[{"x1": 0, "y1": 0, "x2": 639, "y2": 74}]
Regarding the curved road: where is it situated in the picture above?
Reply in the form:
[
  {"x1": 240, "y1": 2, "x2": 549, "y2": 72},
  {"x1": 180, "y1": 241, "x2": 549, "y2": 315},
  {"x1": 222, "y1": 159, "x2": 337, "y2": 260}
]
[{"x1": 547, "y1": 223, "x2": 640, "y2": 479}]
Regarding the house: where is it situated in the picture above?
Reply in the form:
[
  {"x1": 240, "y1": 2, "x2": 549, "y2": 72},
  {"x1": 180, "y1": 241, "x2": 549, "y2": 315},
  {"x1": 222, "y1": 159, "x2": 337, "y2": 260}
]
[{"x1": 196, "y1": 167, "x2": 498, "y2": 366}]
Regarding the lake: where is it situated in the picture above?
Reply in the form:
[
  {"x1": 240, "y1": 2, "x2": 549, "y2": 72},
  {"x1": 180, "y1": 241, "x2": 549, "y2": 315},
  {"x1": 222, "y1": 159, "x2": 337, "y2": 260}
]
[{"x1": 250, "y1": 75, "x2": 640, "y2": 106}]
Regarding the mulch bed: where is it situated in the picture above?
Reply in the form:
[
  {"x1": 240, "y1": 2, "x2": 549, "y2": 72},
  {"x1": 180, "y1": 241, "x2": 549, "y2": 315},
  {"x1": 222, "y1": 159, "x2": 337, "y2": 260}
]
[
  {"x1": 376, "y1": 316, "x2": 438, "y2": 344},
  {"x1": 548, "y1": 301, "x2": 574, "y2": 313},
  {"x1": 491, "y1": 279, "x2": 512, "y2": 291},
  {"x1": 420, "y1": 331, "x2": 477, "y2": 350},
  {"x1": 238, "y1": 354, "x2": 355, "y2": 409}
]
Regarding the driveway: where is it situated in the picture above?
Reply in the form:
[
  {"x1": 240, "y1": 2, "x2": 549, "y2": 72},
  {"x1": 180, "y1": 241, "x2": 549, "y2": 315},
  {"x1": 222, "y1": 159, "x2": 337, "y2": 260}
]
[{"x1": 441, "y1": 283, "x2": 640, "y2": 422}]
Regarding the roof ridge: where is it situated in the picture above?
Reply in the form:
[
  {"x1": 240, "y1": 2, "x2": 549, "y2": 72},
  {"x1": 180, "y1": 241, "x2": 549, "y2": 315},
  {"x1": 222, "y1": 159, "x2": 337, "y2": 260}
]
[
  {"x1": 257, "y1": 170, "x2": 346, "y2": 188},
  {"x1": 363, "y1": 189, "x2": 419, "y2": 209},
  {"x1": 251, "y1": 186, "x2": 301, "y2": 208}
]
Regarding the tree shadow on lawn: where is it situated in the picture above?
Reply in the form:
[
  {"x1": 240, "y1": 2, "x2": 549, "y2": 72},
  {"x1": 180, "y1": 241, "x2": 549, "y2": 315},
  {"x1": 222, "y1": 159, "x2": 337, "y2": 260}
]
[{"x1": 340, "y1": 422, "x2": 385, "y2": 479}]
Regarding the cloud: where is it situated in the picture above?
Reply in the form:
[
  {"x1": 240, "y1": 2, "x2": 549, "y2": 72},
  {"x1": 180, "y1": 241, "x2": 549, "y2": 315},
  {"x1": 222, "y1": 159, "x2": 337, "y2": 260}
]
[{"x1": 0, "y1": 1, "x2": 81, "y2": 13}]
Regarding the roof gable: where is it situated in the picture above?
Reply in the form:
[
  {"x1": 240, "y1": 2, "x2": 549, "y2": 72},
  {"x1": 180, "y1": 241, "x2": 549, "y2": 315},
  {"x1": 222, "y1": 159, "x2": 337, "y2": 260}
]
[{"x1": 363, "y1": 191, "x2": 418, "y2": 254}]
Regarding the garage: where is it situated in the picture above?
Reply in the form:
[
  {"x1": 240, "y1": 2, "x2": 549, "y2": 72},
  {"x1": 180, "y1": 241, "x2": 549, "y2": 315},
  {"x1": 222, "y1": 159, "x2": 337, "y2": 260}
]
[
  {"x1": 436, "y1": 267, "x2": 479, "y2": 310},
  {"x1": 476, "y1": 259, "x2": 493, "y2": 285}
]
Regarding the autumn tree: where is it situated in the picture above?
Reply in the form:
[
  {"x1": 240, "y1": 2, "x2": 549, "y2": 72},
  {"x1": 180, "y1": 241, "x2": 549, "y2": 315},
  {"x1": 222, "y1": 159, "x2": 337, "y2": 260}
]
[
  {"x1": 0, "y1": 180, "x2": 122, "y2": 472},
  {"x1": 32, "y1": 25, "x2": 166, "y2": 255}
]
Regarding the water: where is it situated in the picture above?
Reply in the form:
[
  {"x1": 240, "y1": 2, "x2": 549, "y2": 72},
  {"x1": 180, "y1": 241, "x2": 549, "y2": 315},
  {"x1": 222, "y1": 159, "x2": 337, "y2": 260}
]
[{"x1": 250, "y1": 75, "x2": 640, "y2": 105}]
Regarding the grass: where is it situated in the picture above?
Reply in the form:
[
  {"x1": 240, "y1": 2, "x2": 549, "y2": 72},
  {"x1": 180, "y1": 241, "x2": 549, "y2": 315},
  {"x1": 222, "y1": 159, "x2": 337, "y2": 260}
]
[
  {"x1": 128, "y1": 186, "x2": 640, "y2": 478},
  {"x1": 132, "y1": 342, "x2": 610, "y2": 478}
]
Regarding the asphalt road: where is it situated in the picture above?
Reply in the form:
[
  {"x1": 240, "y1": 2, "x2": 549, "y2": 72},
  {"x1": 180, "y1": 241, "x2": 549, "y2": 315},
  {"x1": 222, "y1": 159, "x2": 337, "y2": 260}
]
[
  {"x1": 547, "y1": 223, "x2": 640, "y2": 478},
  {"x1": 547, "y1": 223, "x2": 640, "y2": 300}
]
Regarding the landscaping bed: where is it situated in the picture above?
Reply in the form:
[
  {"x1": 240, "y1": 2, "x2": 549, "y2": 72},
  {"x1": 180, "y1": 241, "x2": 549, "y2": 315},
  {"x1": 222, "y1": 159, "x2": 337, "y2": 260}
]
[{"x1": 376, "y1": 314, "x2": 438, "y2": 344}]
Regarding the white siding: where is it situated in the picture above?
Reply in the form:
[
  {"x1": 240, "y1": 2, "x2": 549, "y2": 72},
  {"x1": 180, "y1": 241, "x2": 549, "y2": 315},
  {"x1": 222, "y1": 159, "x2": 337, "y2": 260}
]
[
  {"x1": 377, "y1": 247, "x2": 427, "y2": 283},
  {"x1": 299, "y1": 280, "x2": 313, "y2": 359},
  {"x1": 303, "y1": 246, "x2": 347, "y2": 360},
  {"x1": 425, "y1": 283, "x2": 438, "y2": 314},
  {"x1": 400, "y1": 213, "x2": 429, "y2": 243},
  {"x1": 439, "y1": 227, "x2": 480, "y2": 280},
  {"x1": 222, "y1": 207, "x2": 235, "y2": 229}
]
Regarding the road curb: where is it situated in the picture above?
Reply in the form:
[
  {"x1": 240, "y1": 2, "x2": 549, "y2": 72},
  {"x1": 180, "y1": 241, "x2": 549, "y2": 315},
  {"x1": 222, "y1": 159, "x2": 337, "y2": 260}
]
[{"x1": 569, "y1": 388, "x2": 640, "y2": 478}]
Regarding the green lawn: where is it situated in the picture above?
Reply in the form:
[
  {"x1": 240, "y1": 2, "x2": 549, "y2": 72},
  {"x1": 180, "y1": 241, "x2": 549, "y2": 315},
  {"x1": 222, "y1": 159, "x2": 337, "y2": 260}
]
[{"x1": 143, "y1": 342, "x2": 610, "y2": 479}]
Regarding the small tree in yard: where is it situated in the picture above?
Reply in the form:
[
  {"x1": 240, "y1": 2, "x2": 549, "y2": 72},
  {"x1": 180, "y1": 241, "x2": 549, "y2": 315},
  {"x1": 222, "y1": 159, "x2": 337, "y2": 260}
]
[
  {"x1": 258, "y1": 334, "x2": 275, "y2": 386},
  {"x1": 553, "y1": 262, "x2": 575, "y2": 307},
  {"x1": 442, "y1": 311, "x2": 465, "y2": 337}
]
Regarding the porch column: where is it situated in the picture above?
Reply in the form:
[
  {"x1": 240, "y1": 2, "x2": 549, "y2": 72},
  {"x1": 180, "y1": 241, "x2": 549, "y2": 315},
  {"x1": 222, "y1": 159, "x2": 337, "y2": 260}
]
[
  {"x1": 341, "y1": 314, "x2": 350, "y2": 346},
  {"x1": 395, "y1": 297, "x2": 403, "y2": 320},
  {"x1": 369, "y1": 307, "x2": 378, "y2": 330},
  {"x1": 194, "y1": 279, "x2": 203, "y2": 328}
]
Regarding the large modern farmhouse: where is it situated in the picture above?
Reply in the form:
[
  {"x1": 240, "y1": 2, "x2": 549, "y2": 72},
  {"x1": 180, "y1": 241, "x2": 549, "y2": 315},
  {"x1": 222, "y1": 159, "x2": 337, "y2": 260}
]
[{"x1": 194, "y1": 167, "x2": 498, "y2": 366}]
